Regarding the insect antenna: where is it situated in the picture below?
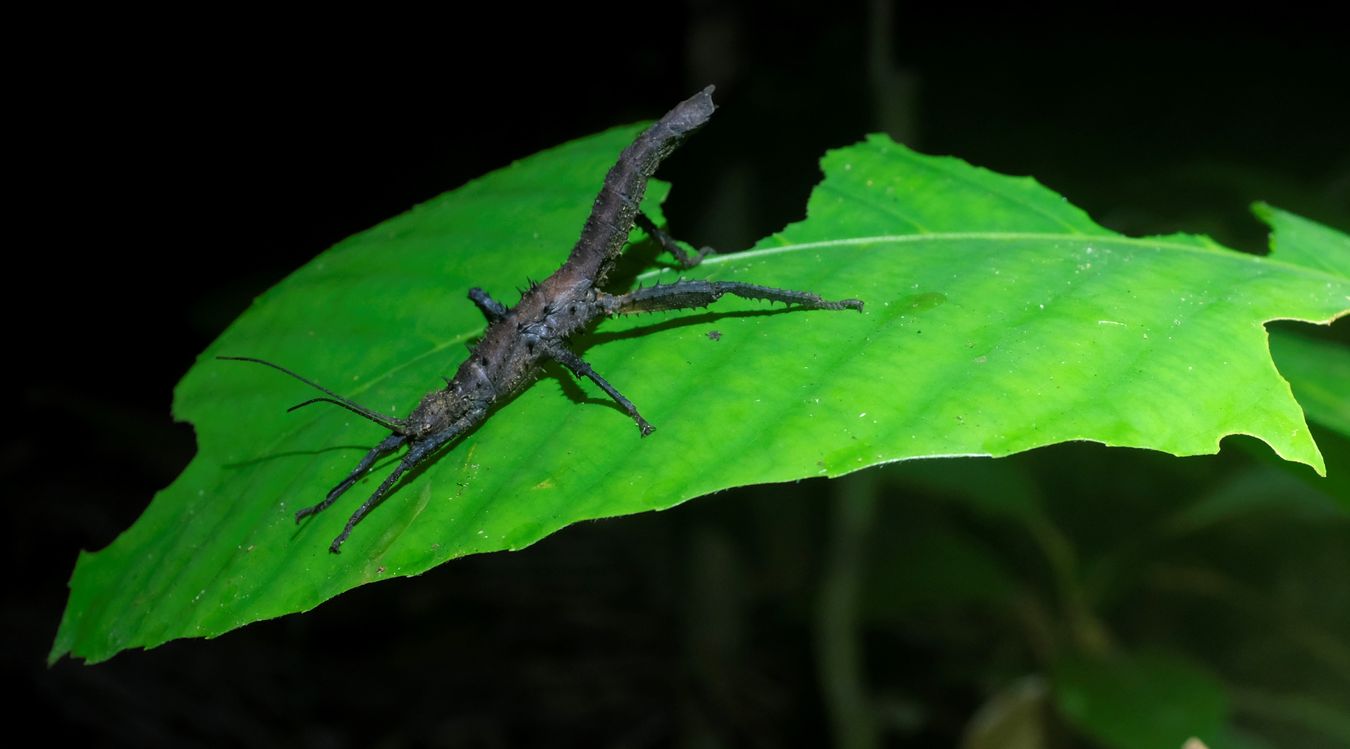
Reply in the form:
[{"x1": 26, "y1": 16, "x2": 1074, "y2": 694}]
[{"x1": 218, "y1": 356, "x2": 406, "y2": 432}]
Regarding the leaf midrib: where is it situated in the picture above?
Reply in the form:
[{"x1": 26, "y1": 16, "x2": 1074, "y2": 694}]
[
  {"x1": 634, "y1": 232, "x2": 1344, "y2": 284},
  {"x1": 207, "y1": 229, "x2": 1340, "y2": 483}
]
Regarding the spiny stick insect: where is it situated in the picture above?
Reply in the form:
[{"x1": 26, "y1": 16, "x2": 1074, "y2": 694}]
[{"x1": 223, "y1": 86, "x2": 863, "y2": 553}]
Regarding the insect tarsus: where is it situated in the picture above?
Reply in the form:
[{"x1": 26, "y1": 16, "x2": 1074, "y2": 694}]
[{"x1": 223, "y1": 86, "x2": 863, "y2": 553}]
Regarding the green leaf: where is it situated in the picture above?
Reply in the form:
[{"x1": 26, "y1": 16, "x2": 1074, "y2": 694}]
[
  {"x1": 1253, "y1": 201, "x2": 1350, "y2": 277},
  {"x1": 1269, "y1": 332, "x2": 1350, "y2": 439},
  {"x1": 1258, "y1": 202, "x2": 1350, "y2": 440},
  {"x1": 1053, "y1": 651, "x2": 1227, "y2": 749},
  {"x1": 52, "y1": 131, "x2": 1349, "y2": 664}
]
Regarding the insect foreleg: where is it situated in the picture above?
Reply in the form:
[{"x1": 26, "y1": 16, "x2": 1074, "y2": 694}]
[
  {"x1": 633, "y1": 212, "x2": 714, "y2": 269},
  {"x1": 295, "y1": 433, "x2": 408, "y2": 522},
  {"x1": 326, "y1": 417, "x2": 475, "y2": 553},
  {"x1": 547, "y1": 344, "x2": 654, "y2": 436},
  {"x1": 605, "y1": 279, "x2": 865, "y2": 315},
  {"x1": 468, "y1": 287, "x2": 508, "y2": 322}
]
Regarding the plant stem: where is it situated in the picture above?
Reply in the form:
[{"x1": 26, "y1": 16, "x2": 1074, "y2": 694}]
[{"x1": 817, "y1": 472, "x2": 880, "y2": 749}]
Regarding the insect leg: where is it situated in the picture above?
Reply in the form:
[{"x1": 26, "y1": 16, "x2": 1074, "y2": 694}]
[
  {"x1": 547, "y1": 344, "x2": 654, "y2": 436},
  {"x1": 468, "y1": 288, "x2": 508, "y2": 322},
  {"x1": 326, "y1": 418, "x2": 472, "y2": 553},
  {"x1": 295, "y1": 433, "x2": 408, "y2": 522},
  {"x1": 633, "y1": 212, "x2": 714, "y2": 269},
  {"x1": 605, "y1": 279, "x2": 864, "y2": 314}
]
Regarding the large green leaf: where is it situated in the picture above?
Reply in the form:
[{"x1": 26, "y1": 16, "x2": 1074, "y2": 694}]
[{"x1": 52, "y1": 130, "x2": 1349, "y2": 664}]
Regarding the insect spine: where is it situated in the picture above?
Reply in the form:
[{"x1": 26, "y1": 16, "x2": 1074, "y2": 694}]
[{"x1": 224, "y1": 86, "x2": 862, "y2": 553}]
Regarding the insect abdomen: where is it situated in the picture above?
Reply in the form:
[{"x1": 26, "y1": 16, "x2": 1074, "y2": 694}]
[{"x1": 565, "y1": 87, "x2": 716, "y2": 281}]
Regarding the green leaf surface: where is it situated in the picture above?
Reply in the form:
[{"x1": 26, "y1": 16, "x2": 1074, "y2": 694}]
[
  {"x1": 1258, "y1": 202, "x2": 1350, "y2": 440},
  {"x1": 1053, "y1": 651, "x2": 1227, "y2": 749},
  {"x1": 53, "y1": 130, "x2": 1350, "y2": 664},
  {"x1": 1253, "y1": 201, "x2": 1350, "y2": 277},
  {"x1": 1270, "y1": 332, "x2": 1350, "y2": 439}
]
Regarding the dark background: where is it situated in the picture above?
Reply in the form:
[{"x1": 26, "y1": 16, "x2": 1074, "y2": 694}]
[{"x1": 13, "y1": 5, "x2": 1348, "y2": 747}]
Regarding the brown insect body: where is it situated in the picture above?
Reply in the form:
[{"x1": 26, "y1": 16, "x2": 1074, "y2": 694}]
[
  {"x1": 408, "y1": 89, "x2": 717, "y2": 438},
  {"x1": 224, "y1": 87, "x2": 862, "y2": 553}
]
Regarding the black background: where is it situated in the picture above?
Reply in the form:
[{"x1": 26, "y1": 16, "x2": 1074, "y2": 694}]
[{"x1": 12, "y1": 6, "x2": 1348, "y2": 747}]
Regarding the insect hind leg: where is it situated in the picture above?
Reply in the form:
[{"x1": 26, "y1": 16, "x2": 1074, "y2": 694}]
[
  {"x1": 607, "y1": 279, "x2": 864, "y2": 314},
  {"x1": 295, "y1": 433, "x2": 408, "y2": 522},
  {"x1": 634, "y1": 212, "x2": 713, "y2": 269}
]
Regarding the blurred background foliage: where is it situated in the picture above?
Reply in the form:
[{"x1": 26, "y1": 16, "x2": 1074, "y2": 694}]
[{"x1": 14, "y1": 3, "x2": 1347, "y2": 747}]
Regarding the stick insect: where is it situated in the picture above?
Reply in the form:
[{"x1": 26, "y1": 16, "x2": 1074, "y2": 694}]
[{"x1": 223, "y1": 86, "x2": 863, "y2": 553}]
